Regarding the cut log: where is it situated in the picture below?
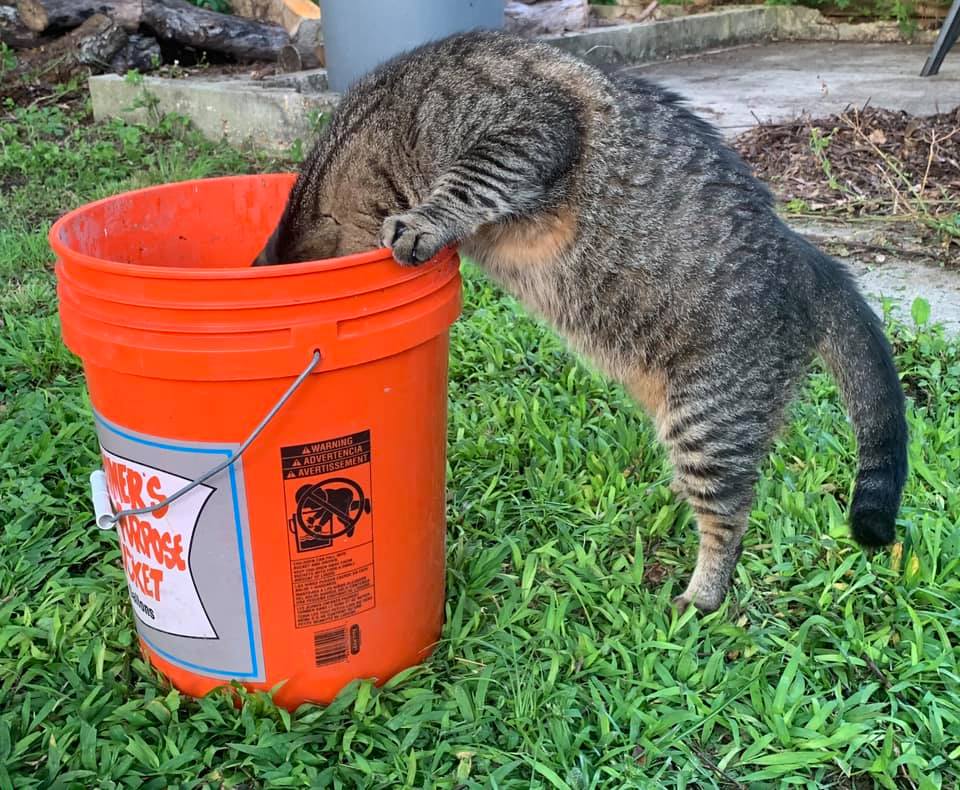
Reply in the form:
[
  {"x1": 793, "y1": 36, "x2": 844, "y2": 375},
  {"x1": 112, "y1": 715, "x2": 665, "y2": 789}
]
[
  {"x1": 278, "y1": 16, "x2": 321, "y2": 71},
  {"x1": 592, "y1": 0, "x2": 658, "y2": 24},
  {"x1": 231, "y1": 0, "x2": 277, "y2": 22},
  {"x1": 143, "y1": 0, "x2": 291, "y2": 62},
  {"x1": 505, "y1": 0, "x2": 589, "y2": 35},
  {"x1": 12, "y1": 0, "x2": 296, "y2": 69},
  {"x1": 16, "y1": 0, "x2": 143, "y2": 33},
  {"x1": 232, "y1": 0, "x2": 320, "y2": 35},
  {"x1": 636, "y1": 1, "x2": 658, "y2": 22},
  {"x1": 280, "y1": 0, "x2": 320, "y2": 35},
  {"x1": 75, "y1": 14, "x2": 127, "y2": 66},
  {"x1": 1, "y1": 4, "x2": 44, "y2": 48},
  {"x1": 109, "y1": 33, "x2": 161, "y2": 73}
]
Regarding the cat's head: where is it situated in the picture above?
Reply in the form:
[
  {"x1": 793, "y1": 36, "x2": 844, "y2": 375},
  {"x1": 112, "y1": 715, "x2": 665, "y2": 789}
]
[
  {"x1": 254, "y1": 136, "x2": 407, "y2": 266},
  {"x1": 253, "y1": 212, "x2": 349, "y2": 266}
]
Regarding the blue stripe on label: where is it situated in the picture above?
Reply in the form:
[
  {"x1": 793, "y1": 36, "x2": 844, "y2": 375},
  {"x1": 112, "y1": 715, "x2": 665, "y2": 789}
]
[{"x1": 94, "y1": 414, "x2": 260, "y2": 680}]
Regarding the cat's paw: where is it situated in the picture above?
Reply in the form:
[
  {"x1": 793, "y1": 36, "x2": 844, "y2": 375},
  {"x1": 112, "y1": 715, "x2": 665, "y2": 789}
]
[
  {"x1": 671, "y1": 594, "x2": 695, "y2": 615},
  {"x1": 381, "y1": 212, "x2": 446, "y2": 265},
  {"x1": 671, "y1": 586, "x2": 724, "y2": 616}
]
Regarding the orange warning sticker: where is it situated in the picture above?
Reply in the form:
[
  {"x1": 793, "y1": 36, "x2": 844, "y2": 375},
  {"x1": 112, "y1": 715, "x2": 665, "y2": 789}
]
[{"x1": 282, "y1": 430, "x2": 375, "y2": 629}]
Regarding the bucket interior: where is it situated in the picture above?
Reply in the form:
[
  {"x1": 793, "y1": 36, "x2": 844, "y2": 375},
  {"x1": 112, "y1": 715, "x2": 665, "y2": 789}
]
[
  {"x1": 54, "y1": 175, "x2": 298, "y2": 270},
  {"x1": 53, "y1": 174, "x2": 462, "y2": 381}
]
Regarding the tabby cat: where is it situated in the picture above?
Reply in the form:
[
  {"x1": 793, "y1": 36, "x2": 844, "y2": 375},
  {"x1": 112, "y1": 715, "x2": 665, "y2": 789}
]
[{"x1": 255, "y1": 31, "x2": 908, "y2": 613}]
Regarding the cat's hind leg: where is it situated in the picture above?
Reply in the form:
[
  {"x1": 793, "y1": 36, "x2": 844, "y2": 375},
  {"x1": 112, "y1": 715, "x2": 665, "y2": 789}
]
[
  {"x1": 661, "y1": 392, "x2": 777, "y2": 614},
  {"x1": 673, "y1": 510, "x2": 750, "y2": 614}
]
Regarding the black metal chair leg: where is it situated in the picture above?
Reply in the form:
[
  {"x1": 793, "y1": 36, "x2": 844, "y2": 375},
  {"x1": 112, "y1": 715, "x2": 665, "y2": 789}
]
[{"x1": 921, "y1": 0, "x2": 960, "y2": 76}]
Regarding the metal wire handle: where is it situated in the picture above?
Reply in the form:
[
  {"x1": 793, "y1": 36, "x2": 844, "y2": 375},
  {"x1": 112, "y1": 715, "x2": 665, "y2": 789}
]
[{"x1": 91, "y1": 350, "x2": 322, "y2": 529}]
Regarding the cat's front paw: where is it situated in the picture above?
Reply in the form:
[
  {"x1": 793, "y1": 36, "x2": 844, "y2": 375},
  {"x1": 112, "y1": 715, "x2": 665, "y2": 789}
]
[{"x1": 381, "y1": 212, "x2": 446, "y2": 265}]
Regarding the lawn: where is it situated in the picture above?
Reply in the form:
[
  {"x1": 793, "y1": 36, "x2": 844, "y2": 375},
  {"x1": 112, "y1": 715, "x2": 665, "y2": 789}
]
[{"x1": 1, "y1": 95, "x2": 959, "y2": 790}]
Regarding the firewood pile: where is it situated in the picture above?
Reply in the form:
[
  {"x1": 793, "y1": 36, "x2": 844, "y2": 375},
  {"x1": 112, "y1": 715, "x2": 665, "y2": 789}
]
[
  {"x1": 0, "y1": 0, "x2": 610, "y2": 100},
  {"x1": 0, "y1": 0, "x2": 323, "y2": 88}
]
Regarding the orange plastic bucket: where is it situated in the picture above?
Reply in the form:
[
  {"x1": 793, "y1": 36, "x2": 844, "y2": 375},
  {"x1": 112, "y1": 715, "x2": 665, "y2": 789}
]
[{"x1": 52, "y1": 174, "x2": 461, "y2": 710}]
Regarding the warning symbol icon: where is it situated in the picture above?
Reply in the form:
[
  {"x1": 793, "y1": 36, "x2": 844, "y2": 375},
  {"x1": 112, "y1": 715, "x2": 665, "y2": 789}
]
[
  {"x1": 281, "y1": 430, "x2": 373, "y2": 554},
  {"x1": 290, "y1": 477, "x2": 372, "y2": 551}
]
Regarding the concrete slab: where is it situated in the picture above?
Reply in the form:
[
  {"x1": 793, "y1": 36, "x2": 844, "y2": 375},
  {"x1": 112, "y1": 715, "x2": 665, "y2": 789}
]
[
  {"x1": 89, "y1": 69, "x2": 338, "y2": 151},
  {"x1": 793, "y1": 220, "x2": 960, "y2": 333},
  {"x1": 852, "y1": 256, "x2": 960, "y2": 334},
  {"x1": 631, "y1": 41, "x2": 960, "y2": 137},
  {"x1": 546, "y1": 6, "x2": 779, "y2": 65}
]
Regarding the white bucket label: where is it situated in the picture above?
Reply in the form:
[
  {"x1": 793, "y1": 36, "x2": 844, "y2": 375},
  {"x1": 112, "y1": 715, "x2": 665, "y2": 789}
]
[
  {"x1": 102, "y1": 450, "x2": 217, "y2": 638},
  {"x1": 94, "y1": 412, "x2": 264, "y2": 681}
]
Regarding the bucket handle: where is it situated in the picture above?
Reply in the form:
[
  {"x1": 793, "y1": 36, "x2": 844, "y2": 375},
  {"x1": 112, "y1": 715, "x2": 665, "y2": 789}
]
[{"x1": 90, "y1": 350, "x2": 322, "y2": 530}]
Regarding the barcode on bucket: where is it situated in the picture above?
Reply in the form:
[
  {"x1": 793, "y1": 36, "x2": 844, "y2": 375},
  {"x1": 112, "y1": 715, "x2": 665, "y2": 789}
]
[{"x1": 313, "y1": 627, "x2": 348, "y2": 666}]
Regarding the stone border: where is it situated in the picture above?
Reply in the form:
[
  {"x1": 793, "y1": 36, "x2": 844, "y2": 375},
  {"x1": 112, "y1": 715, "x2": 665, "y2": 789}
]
[
  {"x1": 88, "y1": 5, "x2": 939, "y2": 151},
  {"x1": 775, "y1": 4, "x2": 938, "y2": 44},
  {"x1": 546, "y1": 6, "x2": 779, "y2": 64},
  {"x1": 88, "y1": 69, "x2": 338, "y2": 152}
]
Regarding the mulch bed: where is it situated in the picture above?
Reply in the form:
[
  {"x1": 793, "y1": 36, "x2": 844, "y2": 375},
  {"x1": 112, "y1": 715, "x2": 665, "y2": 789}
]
[{"x1": 733, "y1": 106, "x2": 960, "y2": 218}]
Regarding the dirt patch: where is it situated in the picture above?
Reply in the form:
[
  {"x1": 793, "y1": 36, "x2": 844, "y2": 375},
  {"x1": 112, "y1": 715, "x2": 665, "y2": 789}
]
[
  {"x1": 149, "y1": 60, "x2": 279, "y2": 81},
  {"x1": 642, "y1": 560, "x2": 670, "y2": 589},
  {"x1": 1, "y1": 58, "x2": 279, "y2": 110},
  {"x1": 0, "y1": 172, "x2": 27, "y2": 197},
  {"x1": 1, "y1": 78, "x2": 87, "y2": 113},
  {"x1": 593, "y1": 0, "x2": 950, "y2": 30},
  {"x1": 733, "y1": 106, "x2": 960, "y2": 214},
  {"x1": 734, "y1": 107, "x2": 960, "y2": 257}
]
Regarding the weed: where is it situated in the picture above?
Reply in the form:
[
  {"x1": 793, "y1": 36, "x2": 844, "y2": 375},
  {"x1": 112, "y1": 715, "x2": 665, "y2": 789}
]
[
  {"x1": 0, "y1": 42, "x2": 14, "y2": 78},
  {"x1": 308, "y1": 108, "x2": 330, "y2": 136},
  {"x1": 186, "y1": 0, "x2": 232, "y2": 11},
  {"x1": 289, "y1": 137, "x2": 305, "y2": 164},
  {"x1": 785, "y1": 197, "x2": 811, "y2": 213},
  {"x1": 841, "y1": 108, "x2": 960, "y2": 249},
  {"x1": 808, "y1": 126, "x2": 844, "y2": 194}
]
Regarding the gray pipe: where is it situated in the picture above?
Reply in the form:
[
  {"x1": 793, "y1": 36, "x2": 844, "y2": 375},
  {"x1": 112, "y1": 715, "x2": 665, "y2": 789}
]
[{"x1": 319, "y1": 0, "x2": 504, "y2": 93}]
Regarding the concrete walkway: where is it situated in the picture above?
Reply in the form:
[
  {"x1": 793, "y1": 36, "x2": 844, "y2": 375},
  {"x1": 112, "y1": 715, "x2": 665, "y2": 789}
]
[
  {"x1": 633, "y1": 41, "x2": 960, "y2": 137},
  {"x1": 796, "y1": 219, "x2": 960, "y2": 333}
]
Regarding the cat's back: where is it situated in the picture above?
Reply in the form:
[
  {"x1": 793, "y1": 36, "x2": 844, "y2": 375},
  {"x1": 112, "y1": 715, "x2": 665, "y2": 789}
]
[
  {"x1": 325, "y1": 31, "x2": 619, "y2": 155},
  {"x1": 358, "y1": 31, "x2": 611, "y2": 103}
]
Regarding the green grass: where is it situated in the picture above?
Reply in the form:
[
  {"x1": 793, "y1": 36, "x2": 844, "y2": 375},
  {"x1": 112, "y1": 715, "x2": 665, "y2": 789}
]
[{"x1": 1, "y1": 99, "x2": 959, "y2": 789}]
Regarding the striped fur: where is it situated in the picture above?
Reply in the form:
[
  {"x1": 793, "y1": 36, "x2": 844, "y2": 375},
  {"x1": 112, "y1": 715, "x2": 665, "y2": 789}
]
[{"x1": 255, "y1": 32, "x2": 908, "y2": 614}]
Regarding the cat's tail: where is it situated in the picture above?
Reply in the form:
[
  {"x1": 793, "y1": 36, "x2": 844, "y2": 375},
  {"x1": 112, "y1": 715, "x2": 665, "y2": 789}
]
[{"x1": 811, "y1": 251, "x2": 908, "y2": 548}]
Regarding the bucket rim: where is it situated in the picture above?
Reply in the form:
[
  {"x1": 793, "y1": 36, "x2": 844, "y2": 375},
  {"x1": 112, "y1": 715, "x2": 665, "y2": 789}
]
[{"x1": 48, "y1": 173, "x2": 430, "y2": 280}]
